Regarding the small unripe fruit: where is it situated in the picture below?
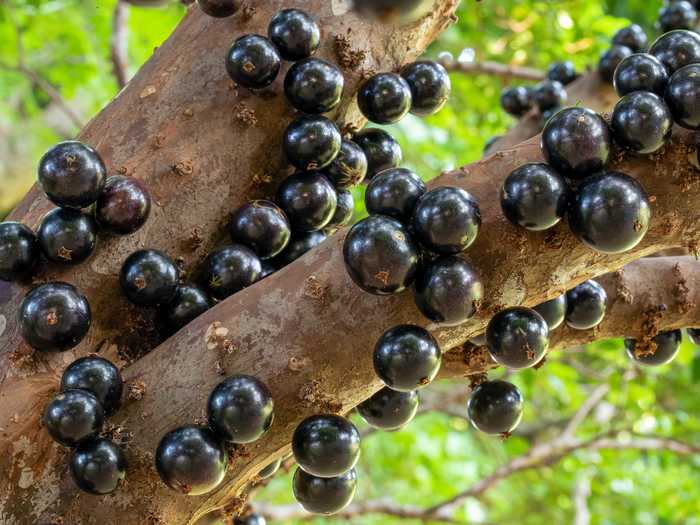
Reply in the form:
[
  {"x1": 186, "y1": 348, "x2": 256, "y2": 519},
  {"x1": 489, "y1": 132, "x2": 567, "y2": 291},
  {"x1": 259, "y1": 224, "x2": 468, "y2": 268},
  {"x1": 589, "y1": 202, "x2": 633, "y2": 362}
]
[
  {"x1": 120, "y1": 249, "x2": 178, "y2": 306},
  {"x1": 374, "y1": 324, "x2": 441, "y2": 391},
  {"x1": 293, "y1": 415, "x2": 360, "y2": 477},
  {"x1": 468, "y1": 380, "x2": 524, "y2": 435},
  {"x1": 70, "y1": 438, "x2": 126, "y2": 495},
  {"x1": 226, "y1": 35, "x2": 281, "y2": 89}
]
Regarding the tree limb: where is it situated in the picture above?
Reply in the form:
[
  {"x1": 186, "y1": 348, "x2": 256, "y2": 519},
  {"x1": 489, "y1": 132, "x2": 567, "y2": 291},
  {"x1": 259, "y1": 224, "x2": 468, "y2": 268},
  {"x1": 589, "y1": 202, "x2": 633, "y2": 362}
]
[
  {"x1": 110, "y1": 0, "x2": 130, "y2": 89},
  {"x1": 438, "y1": 54, "x2": 545, "y2": 81}
]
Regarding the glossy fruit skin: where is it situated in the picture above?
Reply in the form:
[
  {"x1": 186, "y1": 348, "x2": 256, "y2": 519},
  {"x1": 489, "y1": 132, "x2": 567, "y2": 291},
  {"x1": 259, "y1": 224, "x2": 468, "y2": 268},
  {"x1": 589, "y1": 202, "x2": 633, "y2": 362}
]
[
  {"x1": 95, "y1": 175, "x2": 151, "y2": 234},
  {"x1": 568, "y1": 172, "x2": 651, "y2": 254},
  {"x1": 285, "y1": 58, "x2": 345, "y2": 114},
  {"x1": 611, "y1": 92, "x2": 673, "y2": 154},
  {"x1": 565, "y1": 279, "x2": 607, "y2": 330},
  {"x1": 687, "y1": 327, "x2": 700, "y2": 345},
  {"x1": 225, "y1": 35, "x2": 281, "y2": 89},
  {"x1": 120, "y1": 249, "x2": 178, "y2": 306},
  {"x1": 487, "y1": 307, "x2": 549, "y2": 369},
  {"x1": 43, "y1": 389, "x2": 104, "y2": 447},
  {"x1": 159, "y1": 284, "x2": 212, "y2": 335},
  {"x1": 665, "y1": 63, "x2": 700, "y2": 129},
  {"x1": 659, "y1": 1, "x2": 697, "y2": 32},
  {"x1": 293, "y1": 467, "x2": 357, "y2": 515},
  {"x1": 649, "y1": 30, "x2": 700, "y2": 74},
  {"x1": 400, "y1": 60, "x2": 451, "y2": 116},
  {"x1": 276, "y1": 172, "x2": 338, "y2": 232},
  {"x1": 0, "y1": 221, "x2": 39, "y2": 281},
  {"x1": 500, "y1": 163, "x2": 568, "y2": 231},
  {"x1": 325, "y1": 140, "x2": 368, "y2": 189},
  {"x1": 353, "y1": 128, "x2": 402, "y2": 179},
  {"x1": 613, "y1": 53, "x2": 669, "y2": 96},
  {"x1": 258, "y1": 459, "x2": 281, "y2": 480},
  {"x1": 229, "y1": 200, "x2": 291, "y2": 259},
  {"x1": 201, "y1": 244, "x2": 261, "y2": 300},
  {"x1": 37, "y1": 208, "x2": 97, "y2": 264},
  {"x1": 357, "y1": 387, "x2": 418, "y2": 430},
  {"x1": 196, "y1": 0, "x2": 239, "y2": 17},
  {"x1": 283, "y1": 115, "x2": 342, "y2": 171},
  {"x1": 70, "y1": 438, "x2": 126, "y2": 495},
  {"x1": 599, "y1": 45, "x2": 634, "y2": 82},
  {"x1": 547, "y1": 61, "x2": 577, "y2": 85},
  {"x1": 234, "y1": 514, "x2": 266, "y2": 525},
  {"x1": 374, "y1": 324, "x2": 441, "y2": 391},
  {"x1": 612, "y1": 24, "x2": 648, "y2": 53},
  {"x1": 541, "y1": 107, "x2": 611, "y2": 179},
  {"x1": 326, "y1": 190, "x2": 354, "y2": 230},
  {"x1": 20, "y1": 282, "x2": 91, "y2": 351},
  {"x1": 343, "y1": 215, "x2": 419, "y2": 295},
  {"x1": 207, "y1": 375, "x2": 274, "y2": 444},
  {"x1": 533, "y1": 80, "x2": 567, "y2": 111},
  {"x1": 274, "y1": 230, "x2": 326, "y2": 266},
  {"x1": 358, "y1": 73, "x2": 412, "y2": 124},
  {"x1": 625, "y1": 329, "x2": 682, "y2": 366},
  {"x1": 268, "y1": 8, "x2": 320, "y2": 61},
  {"x1": 38, "y1": 141, "x2": 106, "y2": 209},
  {"x1": 468, "y1": 380, "x2": 524, "y2": 435},
  {"x1": 60, "y1": 356, "x2": 123, "y2": 416},
  {"x1": 412, "y1": 186, "x2": 481, "y2": 254},
  {"x1": 500, "y1": 86, "x2": 533, "y2": 117},
  {"x1": 365, "y1": 168, "x2": 426, "y2": 223},
  {"x1": 534, "y1": 294, "x2": 567, "y2": 330},
  {"x1": 155, "y1": 425, "x2": 228, "y2": 496},
  {"x1": 414, "y1": 256, "x2": 483, "y2": 326},
  {"x1": 293, "y1": 415, "x2": 360, "y2": 477}
]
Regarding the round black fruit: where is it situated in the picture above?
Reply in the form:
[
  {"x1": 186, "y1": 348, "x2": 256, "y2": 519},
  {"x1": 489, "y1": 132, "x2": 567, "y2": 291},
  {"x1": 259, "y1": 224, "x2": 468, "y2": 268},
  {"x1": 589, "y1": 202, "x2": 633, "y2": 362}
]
[
  {"x1": 357, "y1": 387, "x2": 418, "y2": 430},
  {"x1": 598, "y1": 45, "x2": 634, "y2": 83},
  {"x1": 225, "y1": 35, "x2": 281, "y2": 89},
  {"x1": 326, "y1": 190, "x2": 354, "y2": 230},
  {"x1": 412, "y1": 186, "x2": 481, "y2": 254},
  {"x1": 487, "y1": 307, "x2": 549, "y2": 369},
  {"x1": 665, "y1": 63, "x2": 700, "y2": 129},
  {"x1": 274, "y1": 230, "x2": 326, "y2": 266},
  {"x1": 343, "y1": 215, "x2": 419, "y2": 295},
  {"x1": 565, "y1": 279, "x2": 607, "y2": 330},
  {"x1": 292, "y1": 414, "x2": 360, "y2": 477},
  {"x1": 207, "y1": 374, "x2": 274, "y2": 444},
  {"x1": 293, "y1": 467, "x2": 357, "y2": 515},
  {"x1": 258, "y1": 459, "x2": 281, "y2": 480},
  {"x1": 568, "y1": 171, "x2": 650, "y2": 254},
  {"x1": 374, "y1": 324, "x2": 441, "y2": 391},
  {"x1": 70, "y1": 438, "x2": 126, "y2": 495},
  {"x1": 196, "y1": 0, "x2": 239, "y2": 17},
  {"x1": 268, "y1": 8, "x2": 320, "y2": 61},
  {"x1": 612, "y1": 24, "x2": 648, "y2": 53},
  {"x1": 358, "y1": 73, "x2": 412, "y2": 124},
  {"x1": 658, "y1": 1, "x2": 697, "y2": 33},
  {"x1": 276, "y1": 172, "x2": 337, "y2": 232},
  {"x1": 625, "y1": 329, "x2": 681, "y2": 366},
  {"x1": 541, "y1": 107, "x2": 611, "y2": 179},
  {"x1": 20, "y1": 282, "x2": 91, "y2": 351},
  {"x1": 283, "y1": 115, "x2": 342, "y2": 171},
  {"x1": 120, "y1": 249, "x2": 178, "y2": 306},
  {"x1": 158, "y1": 284, "x2": 212, "y2": 335},
  {"x1": 37, "y1": 208, "x2": 97, "y2": 264},
  {"x1": 547, "y1": 61, "x2": 577, "y2": 85},
  {"x1": 365, "y1": 167, "x2": 426, "y2": 223},
  {"x1": 534, "y1": 294, "x2": 567, "y2": 330},
  {"x1": 500, "y1": 86, "x2": 533, "y2": 117},
  {"x1": 155, "y1": 426, "x2": 228, "y2": 496},
  {"x1": 649, "y1": 29, "x2": 700, "y2": 74},
  {"x1": 38, "y1": 141, "x2": 106, "y2": 209},
  {"x1": 400, "y1": 60, "x2": 451, "y2": 116},
  {"x1": 414, "y1": 256, "x2": 483, "y2": 326},
  {"x1": 611, "y1": 92, "x2": 673, "y2": 154},
  {"x1": 468, "y1": 380, "x2": 524, "y2": 435},
  {"x1": 353, "y1": 128, "x2": 402, "y2": 179},
  {"x1": 43, "y1": 389, "x2": 104, "y2": 447},
  {"x1": 201, "y1": 244, "x2": 261, "y2": 301},
  {"x1": 500, "y1": 163, "x2": 568, "y2": 231},
  {"x1": 533, "y1": 80, "x2": 567, "y2": 111},
  {"x1": 230, "y1": 200, "x2": 291, "y2": 259},
  {"x1": 0, "y1": 221, "x2": 39, "y2": 281},
  {"x1": 60, "y1": 356, "x2": 123, "y2": 416},
  {"x1": 325, "y1": 140, "x2": 368, "y2": 189},
  {"x1": 285, "y1": 58, "x2": 344, "y2": 114},
  {"x1": 95, "y1": 175, "x2": 151, "y2": 234},
  {"x1": 613, "y1": 53, "x2": 669, "y2": 96}
]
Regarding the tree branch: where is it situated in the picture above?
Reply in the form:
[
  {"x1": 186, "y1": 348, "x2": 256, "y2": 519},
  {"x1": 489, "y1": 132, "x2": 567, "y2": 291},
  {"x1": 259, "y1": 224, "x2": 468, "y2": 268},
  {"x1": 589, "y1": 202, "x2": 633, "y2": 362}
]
[
  {"x1": 110, "y1": 0, "x2": 130, "y2": 89},
  {"x1": 438, "y1": 53, "x2": 545, "y2": 81}
]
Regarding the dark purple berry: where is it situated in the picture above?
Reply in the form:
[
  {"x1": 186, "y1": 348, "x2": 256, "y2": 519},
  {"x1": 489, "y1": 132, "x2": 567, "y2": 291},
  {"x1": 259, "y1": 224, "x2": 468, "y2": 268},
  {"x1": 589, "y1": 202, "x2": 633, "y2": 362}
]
[
  {"x1": 599, "y1": 45, "x2": 634, "y2": 82},
  {"x1": 613, "y1": 53, "x2": 669, "y2": 96},
  {"x1": 649, "y1": 29, "x2": 700, "y2": 74},
  {"x1": 120, "y1": 249, "x2": 178, "y2": 306},
  {"x1": 293, "y1": 468, "x2": 357, "y2": 515},
  {"x1": 486, "y1": 307, "x2": 549, "y2": 369},
  {"x1": 533, "y1": 80, "x2": 567, "y2": 111},
  {"x1": 326, "y1": 190, "x2": 354, "y2": 230},
  {"x1": 95, "y1": 175, "x2": 151, "y2": 234},
  {"x1": 275, "y1": 230, "x2": 326, "y2": 266},
  {"x1": 230, "y1": 200, "x2": 291, "y2": 259},
  {"x1": 611, "y1": 91, "x2": 673, "y2": 154},
  {"x1": 196, "y1": 0, "x2": 239, "y2": 17},
  {"x1": 207, "y1": 374, "x2": 274, "y2": 444},
  {"x1": 43, "y1": 389, "x2": 104, "y2": 447},
  {"x1": 565, "y1": 279, "x2": 607, "y2": 330},
  {"x1": 259, "y1": 259, "x2": 277, "y2": 279},
  {"x1": 155, "y1": 425, "x2": 228, "y2": 495},
  {"x1": 625, "y1": 329, "x2": 681, "y2": 366},
  {"x1": 325, "y1": 140, "x2": 368, "y2": 189},
  {"x1": 542, "y1": 106, "x2": 562, "y2": 125},
  {"x1": 234, "y1": 514, "x2": 266, "y2": 525},
  {"x1": 283, "y1": 115, "x2": 342, "y2": 171},
  {"x1": 374, "y1": 324, "x2": 441, "y2": 391},
  {"x1": 547, "y1": 61, "x2": 577, "y2": 85},
  {"x1": 293, "y1": 415, "x2": 360, "y2": 477},
  {"x1": 37, "y1": 208, "x2": 97, "y2": 264},
  {"x1": 568, "y1": 172, "x2": 650, "y2": 254},
  {"x1": 500, "y1": 86, "x2": 533, "y2": 117},
  {"x1": 687, "y1": 327, "x2": 700, "y2": 345},
  {"x1": 541, "y1": 107, "x2": 611, "y2": 179},
  {"x1": 658, "y1": 1, "x2": 697, "y2": 32},
  {"x1": 353, "y1": 128, "x2": 402, "y2": 179},
  {"x1": 665, "y1": 63, "x2": 700, "y2": 129},
  {"x1": 158, "y1": 284, "x2": 212, "y2": 335},
  {"x1": 20, "y1": 282, "x2": 91, "y2": 351},
  {"x1": 400, "y1": 60, "x2": 451, "y2": 116},
  {"x1": 38, "y1": 141, "x2": 106, "y2": 209},
  {"x1": 70, "y1": 438, "x2": 126, "y2": 495},
  {"x1": 225, "y1": 35, "x2": 281, "y2": 89},
  {"x1": 365, "y1": 168, "x2": 426, "y2": 223},
  {"x1": 60, "y1": 356, "x2": 123, "y2": 416},
  {"x1": 276, "y1": 172, "x2": 337, "y2": 232},
  {"x1": 357, "y1": 387, "x2": 418, "y2": 430},
  {"x1": 201, "y1": 244, "x2": 261, "y2": 301},
  {"x1": 0, "y1": 221, "x2": 39, "y2": 281},
  {"x1": 343, "y1": 215, "x2": 419, "y2": 295},
  {"x1": 358, "y1": 73, "x2": 412, "y2": 124},
  {"x1": 534, "y1": 294, "x2": 567, "y2": 330},
  {"x1": 285, "y1": 58, "x2": 344, "y2": 114},
  {"x1": 612, "y1": 24, "x2": 648, "y2": 53},
  {"x1": 268, "y1": 8, "x2": 320, "y2": 61},
  {"x1": 258, "y1": 459, "x2": 281, "y2": 480},
  {"x1": 468, "y1": 380, "x2": 523, "y2": 435}
]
